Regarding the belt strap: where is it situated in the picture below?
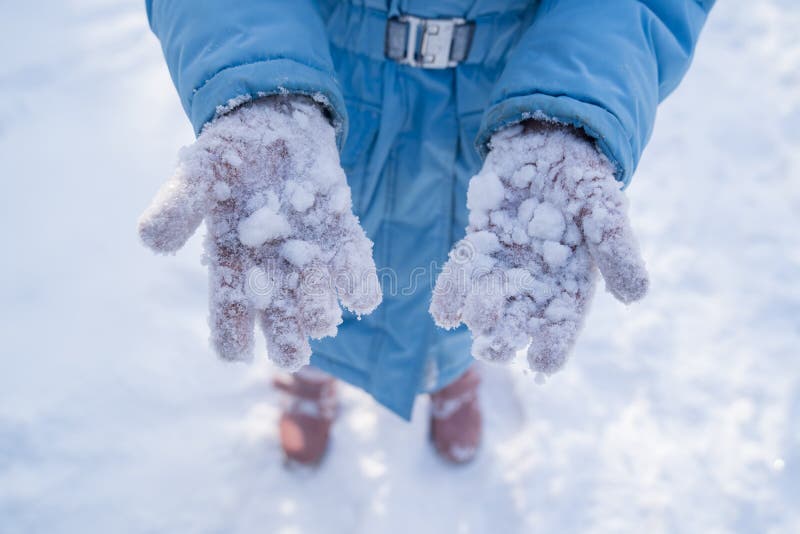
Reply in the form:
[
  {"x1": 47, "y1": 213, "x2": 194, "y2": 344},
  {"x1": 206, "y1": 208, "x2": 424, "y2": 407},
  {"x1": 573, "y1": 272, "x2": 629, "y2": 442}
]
[
  {"x1": 385, "y1": 15, "x2": 475, "y2": 69},
  {"x1": 326, "y1": 6, "x2": 533, "y2": 68}
]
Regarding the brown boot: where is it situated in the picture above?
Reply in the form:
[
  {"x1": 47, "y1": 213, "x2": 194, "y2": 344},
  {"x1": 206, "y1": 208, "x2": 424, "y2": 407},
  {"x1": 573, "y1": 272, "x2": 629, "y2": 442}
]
[
  {"x1": 429, "y1": 366, "x2": 482, "y2": 464},
  {"x1": 273, "y1": 367, "x2": 337, "y2": 466}
]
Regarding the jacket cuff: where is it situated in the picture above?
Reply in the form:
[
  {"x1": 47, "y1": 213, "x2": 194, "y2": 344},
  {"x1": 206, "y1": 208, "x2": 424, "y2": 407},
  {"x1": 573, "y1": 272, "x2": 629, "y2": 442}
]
[
  {"x1": 477, "y1": 93, "x2": 635, "y2": 188},
  {"x1": 189, "y1": 58, "x2": 348, "y2": 149}
]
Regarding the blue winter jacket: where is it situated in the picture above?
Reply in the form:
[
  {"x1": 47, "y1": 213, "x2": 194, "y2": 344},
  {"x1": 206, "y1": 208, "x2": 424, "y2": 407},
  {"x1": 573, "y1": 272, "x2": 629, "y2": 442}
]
[{"x1": 147, "y1": 0, "x2": 714, "y2": 419}]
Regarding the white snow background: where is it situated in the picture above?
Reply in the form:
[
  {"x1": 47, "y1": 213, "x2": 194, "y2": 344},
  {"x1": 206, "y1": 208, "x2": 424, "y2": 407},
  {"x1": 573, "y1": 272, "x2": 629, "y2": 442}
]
[{"x1": 1, "y1": 1, "x2": 798, "y2": 532}]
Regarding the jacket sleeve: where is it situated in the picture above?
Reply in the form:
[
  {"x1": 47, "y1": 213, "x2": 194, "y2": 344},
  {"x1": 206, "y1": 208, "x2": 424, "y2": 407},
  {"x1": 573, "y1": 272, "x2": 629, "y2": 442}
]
[
  {"x1": 146, "y1": 0, "x2": 347, "y2": 143},
  {"x1": 477, "y1": 0, "x2": 715, "y2": 186}
]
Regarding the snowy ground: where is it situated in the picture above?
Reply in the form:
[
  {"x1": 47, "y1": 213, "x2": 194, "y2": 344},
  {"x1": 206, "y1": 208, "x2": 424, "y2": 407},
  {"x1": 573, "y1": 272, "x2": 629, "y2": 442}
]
[{"x1": 1, "y1": 1, "x2": 799, "y2": 532}]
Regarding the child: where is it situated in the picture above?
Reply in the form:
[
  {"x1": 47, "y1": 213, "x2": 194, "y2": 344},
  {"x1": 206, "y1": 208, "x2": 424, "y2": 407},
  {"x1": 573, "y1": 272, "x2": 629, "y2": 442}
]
[{"x1": 139, "y1": 0, "x2": 714, "y2": 465}]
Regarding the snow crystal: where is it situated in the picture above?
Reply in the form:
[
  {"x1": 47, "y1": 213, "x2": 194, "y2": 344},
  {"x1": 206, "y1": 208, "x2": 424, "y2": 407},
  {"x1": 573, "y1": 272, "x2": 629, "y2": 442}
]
[
  {"x1": 510, "y1": 164, "x2": 536, "y2": 188},
  {"x1": 489, "y1": 209, "x2": 514, "y2": 236},
  {"x1": 238, "y1": 206, "x2": 292, "y2": 247},
  {"x1": 289, "y1": 184, "x2": 315, "y2": 212},
  {"x1": 280, "y1": 239, "x2": 320, "y2": 267},
  {"x1": 328, "y1": 186, "x2": 351, "y2": 213},
  {"x1": 221, "y1": 149, "x2": 243, "y2": 168},
  {"x1": 511, "y1": 227, "x2": 529, "y2": 245},
  {"x1": 212, "y1": 181, "x2": 231, "y2": 201},
  {"x1": 527, "y1": 202, "x2": 565, "y2": 241},
  {"x1": 468, "y1": 231, "x2": 501, "y2": 254},
  {"x1": 517, "y1": 198, "x2": 538, "y2": 224},
  {"x1": 467, "y1": 170, "x2": 505, "y2": 212},
  {"x1": 542, "y1": 240, "x2": 570, "y2": 268},
  {"x1": 214, "y1": 94, "x2": 253, "y2": 118}
]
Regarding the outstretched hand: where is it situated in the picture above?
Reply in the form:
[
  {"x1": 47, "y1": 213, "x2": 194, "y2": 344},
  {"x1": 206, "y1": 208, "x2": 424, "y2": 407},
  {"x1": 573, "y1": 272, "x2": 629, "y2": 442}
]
[
  {"x1": 430, "y1": 121, "x2": 648, "y2": 375},
  {"x1": 138, "y1": 96, "x2": 381, "y2": 369}
]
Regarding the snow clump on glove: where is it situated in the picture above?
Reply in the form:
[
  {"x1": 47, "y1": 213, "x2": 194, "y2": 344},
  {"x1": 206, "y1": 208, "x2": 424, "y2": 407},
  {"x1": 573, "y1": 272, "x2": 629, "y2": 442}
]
[
  {"x1": 430, "y1": 122, "x2": 648, "y2": 375},
  {"x1": 138, "y1": 96, "x2": 381, "y2": 370}
]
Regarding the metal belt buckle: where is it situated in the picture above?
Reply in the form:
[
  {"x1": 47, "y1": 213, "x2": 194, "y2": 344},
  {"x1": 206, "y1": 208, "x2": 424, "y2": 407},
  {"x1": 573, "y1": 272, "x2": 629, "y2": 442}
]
[{"x1": 387, "y1": 15, "x2": 473, "y2": 69}]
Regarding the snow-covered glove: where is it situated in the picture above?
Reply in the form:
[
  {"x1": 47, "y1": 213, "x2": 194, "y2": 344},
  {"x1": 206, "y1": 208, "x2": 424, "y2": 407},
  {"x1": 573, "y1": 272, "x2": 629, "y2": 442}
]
[
  {"x1": 430, "y1": 122, "x2": 648, "y2": 375},
  {"x1": 138, "y1": 96, "x2": 382, "y2": 369}
]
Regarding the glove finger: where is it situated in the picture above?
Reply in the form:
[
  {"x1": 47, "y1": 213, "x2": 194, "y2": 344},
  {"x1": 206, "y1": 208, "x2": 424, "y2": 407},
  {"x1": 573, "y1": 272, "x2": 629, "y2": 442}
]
[
  {"x1": 526, "y1": 279, "x2": 596, "y2": 375},
  {"x1": 471, "y1": 299, "x2": 530, "y2": 363},
  {"x1": 272, "y1": 241, "x2": 339, "y2": 340},
  {"x1": 472, "y1": 332, "x2": 520, "y2": 364},
  {"x1": 460, "y1": 270, "x2": 507, "y2": 335},
  {"x1": 430, "y1": 261, "x2": 467, "y2": 329},
  {"x1": 331, "y1": 223, "x2": 382, "y2": 315},
  {"x1": 581, "y1": 180, "x2": 648, "y2": 304},
  {"x1": 258, "y1": 291, "x2": 312, "y2": 371},
  {"x1": 138, "y1": 153, "x2": 211, "y2": 253},
  {"x1": 297, "y1": 263, "x2": 342, "y2": 339},
  {"x1": 208, "y1": 239, "x2": 256, "y2": 361},
  {"x1": 429, "y1": 241, "x2": 474, "y2": 328}
]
